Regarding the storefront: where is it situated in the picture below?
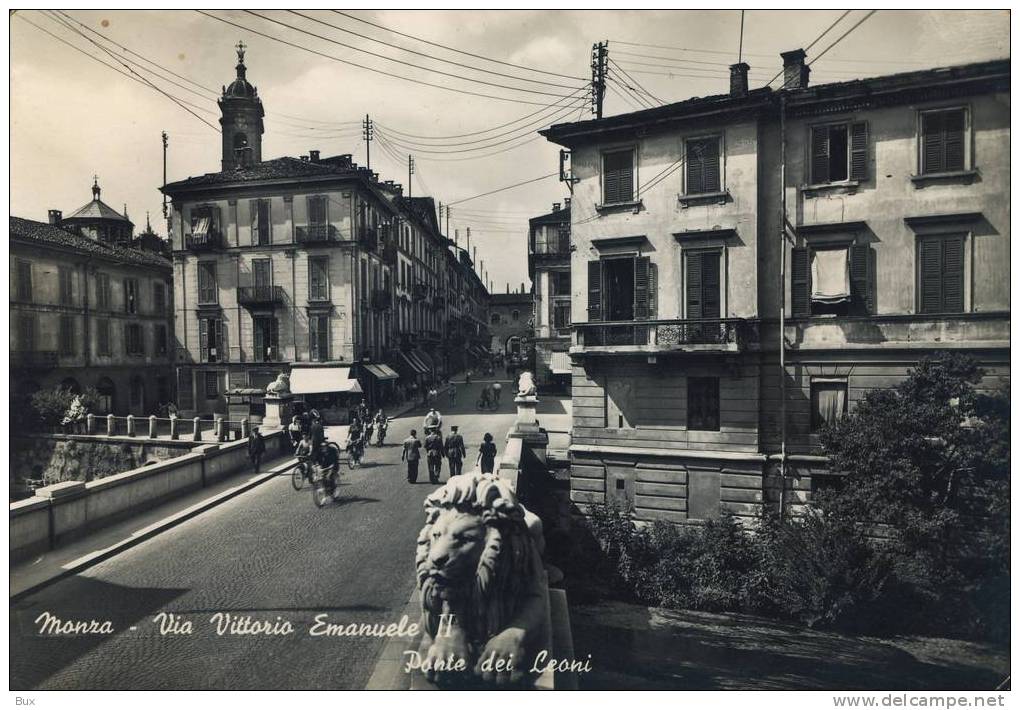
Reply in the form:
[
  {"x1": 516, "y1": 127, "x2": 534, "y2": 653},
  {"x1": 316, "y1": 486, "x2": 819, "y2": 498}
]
[
  {"x1": 359, "y1": 362, "x2": 400, "y2": 409},
  {"x1": 289, "y1": 363, "x2": 363, "y2": 425}
]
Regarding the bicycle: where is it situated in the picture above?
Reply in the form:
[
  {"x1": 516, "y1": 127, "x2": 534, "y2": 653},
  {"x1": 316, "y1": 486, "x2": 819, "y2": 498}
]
[
  {"x1": 291, "y1": 454, "x2": 312, "y2": 490},
  {"x1": 311, "y1": 442, "x2": 343, "y2": 508}
]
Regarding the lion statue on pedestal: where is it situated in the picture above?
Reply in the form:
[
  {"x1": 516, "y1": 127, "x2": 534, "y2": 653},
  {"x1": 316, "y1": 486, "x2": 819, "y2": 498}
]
[
  {"x1": 265, "y1": 372, "x2": 290, "y2": 396},
  {"x1": 516, "y1": 371, "x2": 537, "y2": 397},
  {"x1": 414, "y1": 473, "x2": 548, "y2": 686}
]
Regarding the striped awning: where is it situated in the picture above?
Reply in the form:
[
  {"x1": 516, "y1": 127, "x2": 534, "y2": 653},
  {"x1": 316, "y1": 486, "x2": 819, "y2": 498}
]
[
  {"x1": 398, "y1": 352, "x2": 428, "y2": 376},
  {"x1": 363, "y1": 363, "x2": 399, "y2": 381}
]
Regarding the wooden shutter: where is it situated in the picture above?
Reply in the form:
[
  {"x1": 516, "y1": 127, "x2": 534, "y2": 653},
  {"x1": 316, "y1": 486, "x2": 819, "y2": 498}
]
[
  {"x1": 686, "y1": 252, "x2": 703, "y2": 319},
  {"x1": 941, "y1": 236, "x2": 964, "y2": 313},
  {"x1": 686, "y1": 141, "x2": 705, "y2": 195},
  {"x1": 918, "y1": 238, "x2": 943, "y2": 314},
  {"x1": 943, "y1": 110, "x2": 965, "y2": 172},
  {"x1": 270, "y1": 317, "x2": 280, "y2": 358},
  {"x1": 648, "y1": 263, "x2": 657, "y2": 319},
  {"x1": 254, "y1": 317, "x2": 264, "y2": 361},
  {"x1": 702, "y1": 251, "x2": 721, "y2": 319},
  {"x1": 603, "y1": 150, "x2": 633, "y2": 204},
  {"x1": 317, "y1": 316, "x2": 329, "y2": 360},
  {"x1": 215, "y1": 319, "x2": 224, "y2": 361},
  {"x1": 849, "y1": 244, "x2": 873, "y2": 314},
  {"x1": 587, "y1": 260, "x2": 603, "y2": 321},
  {"x1": 704, "y1": 138, "x2": 721, "y2": 193},
  {"x1": 811, "y1": 125, "x2": 830, "y2": 183},
  {"x1": 849, "y1": 122, "x2": 869, "y2": 181},
  {"x1": 791, "y1": 246, "x2": 811, "y2": 317},
  {"x1": 922, "y1": 112, "x2": 944, "y2": 174},
  {"x1": 633, "y1": 256, "x2": 651, "y2": 320},
  {"x1": 308, "y1": 316, "x2": 319, "y2": 360},
  {"x1": 199, "y1": 318, "x2": 209, "y2": 361},
  {"x1": 250, "y1": 200, "x2": 259, "y2": 246}
]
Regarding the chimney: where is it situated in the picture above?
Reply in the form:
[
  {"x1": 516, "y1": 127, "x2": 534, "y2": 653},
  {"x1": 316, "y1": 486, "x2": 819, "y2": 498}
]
[
  {"x1": 309, "y1": 150, "x2": 320, "y2": 163},
  {"x1": 729, "y1": 62, "x2": 750, "y2": 97},
  {"x1": 552, "y1": 202, "x2": 561, "y2": 212},
  {"x1": 564, "y1": 197, "x2": 571, "y2": 209},
  {"x1": 780, "y1": 49, "x2": 810, "y2": 90},
  {"x1": 299, "y1": 155, "x2": 310, "y2": 162},
  {"x1": 48, "y1": 209, "x2": 62, "y2": 225}
]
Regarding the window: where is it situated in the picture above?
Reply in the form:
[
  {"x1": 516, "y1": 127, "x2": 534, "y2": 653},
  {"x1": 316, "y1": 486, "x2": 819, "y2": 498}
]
[
  {"x1": 602, "y1": 149, "x2": 635, "y2": 205},
  {"x1": 309, "y1": 256, "x2": 329, "y2": 301},
  {"x1": 253, "y1": 316, "x2": 278, "y2": 362},
  {"x1": 97, "y1": 319, "x2": 111, "y2": 356},
  {"x1": 491, "y1": 313, "x2": 501, "y2": 325},
  {"x1": 59, "y1": 266, "x2": 73, "y2": 305},
  {"x1": 918, "y1": 235, "x2": 965, "y2": 314},
  {"x1": 155, "y1": 324, "x2": 168, "y2": 356},
  {"x1": 96, "y1": 378, "x2": 115, "y2": 414},
  {"x1": 553, "y1": 302, "x2": 571, "y2": 331},
  {"x1": 59, "y1": 316, "x2": 75, "y2": 356},
  {"x1": 96, "y1": 273, "x2": 111, "y2": 310},
  {"x1": 153, "y1": 282, "x2": 166, "y2": 314},
  {"x1": 811, "y1": 380, "x2": 848, "y2": 433},
  {"x1": 253, "y1": 258, "x2": 272, "y2": 292},
  {"x1": 791, "y1": 244, "x2": 872, "y2": 317},
  {"x1": 18, "y1": 315, "x2": 34, "y2": 351},
  {"x1": 685, "y1": 136, "x2": 721, "y2": 194},
  {"x1": 125, "y1": 323, "x2": 144, "y2": 356},
  {"x1": 204, "y1": 371, "x2": 220, "y2": 400},
  {"x1": 130, "y1": 376, "x2": 145, "y2": 410},
  {"x1": 199, "y1": 317, "x2": 223, "y2": 363},
  {"x1": 178, "y1": 369, "x2": 194, "y2": 410},
  {"x1": 511, "y1": 310, "x2": 519, "y2": 322},
  {"x1": 124, "y1": 278, "x2": 139, "y2": 314},
  {"x1": 198, "y1": 262, "x2": 217, "y2": 304},
  {"x1": 685, "y1": 250, "x2": 721, "y2": 319},
  {"x1": 920, "y1": 108, "x2": 966, "y2": 175},
  {"x1": 251, "y1": 198, "x2": 271, "y2": 246},
  {"x1": 687, "y1": 377, "x2": 720, "y2": 431},
  {"x1": 551, "y1": 271, "x2": 571, "y2": 297},
  {"x1": 810, "y1": 122, "x2": 868, "y2": 183},
  {"x1": 309, "y1": 314, "x2": 329, "y2": 362},
  {"x1": 190, "y1": 205, "x2": 220, "y2": 239},
  {"x1": 16, "y1": 260, "x2": 32, "y2": 302},
  {"x1": 587, "y1": 256, "x2": 654, "y2": 322},
  {"x1": 308, "y1": 195, "x2": 328, "y2": 227}
]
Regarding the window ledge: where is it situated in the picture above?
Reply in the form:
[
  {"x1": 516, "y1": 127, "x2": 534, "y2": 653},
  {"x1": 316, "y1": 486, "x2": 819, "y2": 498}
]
[
  {"x1": 678, "y1": 190, "x2": 730, "y2": 208},
  {"x1": 910, "y1": 169, "x2": 978, "y2": 185},
  {"x1": 801, "y1": 180, "x2": 860, "y2": 196},
  {"x1": 595, "y1": 200, "x2": 643, "y2": 214}
]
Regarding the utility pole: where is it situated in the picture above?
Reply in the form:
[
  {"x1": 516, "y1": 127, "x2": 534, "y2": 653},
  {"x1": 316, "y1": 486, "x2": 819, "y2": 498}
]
[
  {"x1": 446, "y1": 207, "x2": 450, "y2": 237},
  {"x1": 466, "y1": 227, "x2": 472, "y2": 257},
  {"x1": 591, "y1": 41, "x2": 608, "y2": 119},
  {"x1": 161, "y1": 131, "x2": 169, "y2": 221},
  {"x1": 408, "y1": 155, "x2": 415, "y2": 198},
  {"x1": 362, "y1": 114, "x2": 373, "y2": 169}
]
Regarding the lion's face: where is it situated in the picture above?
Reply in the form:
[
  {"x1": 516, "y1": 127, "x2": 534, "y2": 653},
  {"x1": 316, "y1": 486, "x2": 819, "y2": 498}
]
[{"x1": 425, "y1": 509, "x2": 487, "y2": 583}]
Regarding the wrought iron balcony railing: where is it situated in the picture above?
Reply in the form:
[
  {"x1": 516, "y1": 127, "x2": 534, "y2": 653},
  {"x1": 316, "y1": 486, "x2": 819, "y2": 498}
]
[
  {"x1": 237, "y1": 285, "x2": 285, "y2": 307},
  {"x1": 575, "y1": 318, "x2": 758, "y2": 350},
  {"x1": 186, "y1": 231, "x2": 222, "y2": 251},
  {"x1": 296, "y1": 224, "x2": 339, "y2": 244}
]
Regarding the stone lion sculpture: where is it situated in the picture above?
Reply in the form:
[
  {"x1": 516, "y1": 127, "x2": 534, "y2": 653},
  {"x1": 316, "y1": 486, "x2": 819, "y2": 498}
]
[
  {"x1": 517, "y1": 371, "x2": 537, "y2": 397},
  {"x1": 415, "y1": 473, "x2": 548, "y2": 686},
  {"x1": 265, "y1": 372, "x2": 290, "y2": 395}
]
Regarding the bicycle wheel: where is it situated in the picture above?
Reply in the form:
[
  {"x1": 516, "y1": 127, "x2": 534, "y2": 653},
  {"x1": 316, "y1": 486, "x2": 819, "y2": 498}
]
[
  {"x1": 312, "y1": 481, "x2": 330, "y2": 508},
  {"x1": 291, "y1": 462, "x2": 306, "y2": 490}
]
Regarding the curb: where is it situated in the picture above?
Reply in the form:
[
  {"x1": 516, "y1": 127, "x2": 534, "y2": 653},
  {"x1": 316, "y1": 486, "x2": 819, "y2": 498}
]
[{"x1": 10, "y1": 456, "x2": 295, "y2": 602}]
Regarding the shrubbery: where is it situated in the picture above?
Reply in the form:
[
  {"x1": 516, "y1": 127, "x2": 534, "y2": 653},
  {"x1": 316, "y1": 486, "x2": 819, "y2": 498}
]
[
  {"x1": 576, "y1": 353, "x2": 1009, "y2": 641},
  {"x1": 23, "y1": 386, "x2": 101, "y2": 430}
]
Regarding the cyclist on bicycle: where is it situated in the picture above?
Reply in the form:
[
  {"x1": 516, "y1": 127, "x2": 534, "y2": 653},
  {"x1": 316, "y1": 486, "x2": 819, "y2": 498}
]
[{"x1": 309, "y1": 410, "x2": 326, "y2": 468}]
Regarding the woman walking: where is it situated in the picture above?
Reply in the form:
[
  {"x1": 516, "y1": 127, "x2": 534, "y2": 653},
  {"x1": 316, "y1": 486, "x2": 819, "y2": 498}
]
[{"x1": 476, "y1": 432, "x2": 497, "y2": 474}]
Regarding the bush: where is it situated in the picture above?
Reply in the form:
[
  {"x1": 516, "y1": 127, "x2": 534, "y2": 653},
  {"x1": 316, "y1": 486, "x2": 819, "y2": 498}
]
[{"x1": 27, "y1": 386, "x2": 101, "y2": 429}]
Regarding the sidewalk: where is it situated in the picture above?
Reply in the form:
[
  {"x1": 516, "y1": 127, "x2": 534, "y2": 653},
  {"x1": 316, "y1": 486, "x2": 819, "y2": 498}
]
[{"x1": 10, "y1": 454, "x2": 295, "y2": 600}]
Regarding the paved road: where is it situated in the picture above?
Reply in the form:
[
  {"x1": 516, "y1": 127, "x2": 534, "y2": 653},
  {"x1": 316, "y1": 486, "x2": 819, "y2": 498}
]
[{"x1": 10, "y1": 379, "x2": 567, "y2": 690}]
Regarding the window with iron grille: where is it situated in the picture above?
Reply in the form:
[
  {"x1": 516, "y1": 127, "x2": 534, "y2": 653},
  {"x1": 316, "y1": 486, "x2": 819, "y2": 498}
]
[
  {"x1": 59, "y1": 266, "x2": 73, "y2": 305},
  {"x1": 687, "y1": 377, "x2": 720, "y2": 431},
  {"x1": 198, "y1": 262, "x2": 217, "y2": 304},
  {"x1": 125, "y1": 323, "x2": 144, "y2": 356},
  {"x1": 96, "y1": 273, "x2": 110, "y2": 310},
  {"x1": 309, "y1": 256, "x2": 329, "y2": 301},
  {"x1": 920, "y1": 108, "x2": 966, "y2": 175},
  {"x1": 178, "y1": 369, "x2": 194, "y2": 410},
  {"x1": 16, "y1": 260, "x2": 32, "y2": 302},
  {"x1": 602, "y1": 149, "x2": 635, "y2": 205},
  {"x1": 124, "y1": 278, "x2": 139, "y2": 314},
  {"x1": 204, "y1": 371, "x2": 220, "y2": 400},
  {"x1": 97, "y1": 319, "x2": 111, "y2": 356},
  {"x1": 918, "y1": 235, "x2": 965, "y2": 314},
  {"x1": 59, "y1": 315, "x2": 75, "y2": 356},
  {"x1": 810, "y1": 122, "x2": 868, "y2": 183},
  {"x1": 685, "y1": 136, "x2": 722, "y2": 195}
]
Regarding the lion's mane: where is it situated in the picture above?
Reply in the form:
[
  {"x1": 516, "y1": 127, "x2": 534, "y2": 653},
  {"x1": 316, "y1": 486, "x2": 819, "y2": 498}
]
[{"x1": 415, "y1": 473, "x2": 534, "y2": 650}]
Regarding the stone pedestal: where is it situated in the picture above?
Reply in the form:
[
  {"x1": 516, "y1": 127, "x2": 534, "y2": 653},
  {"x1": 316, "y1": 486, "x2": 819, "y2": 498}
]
[
  {"x1": 262, "y1": 393, "x2": 292, "y2": 430},
  {"x1": 507, "y1": 395, "x2": 549, "y2": 466}
]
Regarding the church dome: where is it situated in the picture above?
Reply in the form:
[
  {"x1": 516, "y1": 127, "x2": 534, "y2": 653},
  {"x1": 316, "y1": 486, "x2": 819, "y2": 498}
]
[{"x1": 221, "y1": 42, "x2": 258, "y2": 100}]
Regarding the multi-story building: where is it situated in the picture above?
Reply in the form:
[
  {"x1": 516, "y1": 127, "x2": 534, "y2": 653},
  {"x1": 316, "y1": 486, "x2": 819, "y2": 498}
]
[
  {"x1": 163, "y1": 46, "x2": 489, "y2": 419},
  {"x1": 529, "y1": 200, "x2": 573, "y2": 391},
  {"x1": 541, "y1": 54, "x2": 1009, "y2": 524},
  {"x1": 10, "y1": 184, "x2": 174, "y2": 416},
  {"x1": 488, "y1": 290, "x2": 534, "y2": 359}
]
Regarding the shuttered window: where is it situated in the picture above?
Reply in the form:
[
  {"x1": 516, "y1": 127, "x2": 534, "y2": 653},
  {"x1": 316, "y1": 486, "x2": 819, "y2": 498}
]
[
  {"x1": 124, "y1": 278, "x2": 139, "y2": 314},
  {"x1": 918, "y1": 236, "x2": 965, "y2": 314},
  {"x1": 96, "y1": 273, "x2": 110, "y2": 310},
  {"x1": 16, "y1": 260, "x2": 32, "y2": 302},
  {"x1": 309, "y1": 315, "x2": 329, "y2": 362},
  {"x1": 308, "y1": 195, "x2": 328, "y2": 226},
  {"x1": 59, "y1": 316, "x2": 75, "y2": 355},
  {"x1": 685, "y1": 137, "x2": 721, "y2": 194},
  {"x1": 153, "y1": 282, "x2": 166, "y2": 315},
  {"x1": 125, "y1": 324, "x2": 144, "y2": 356},
  {"x1": 687, "y1": 377, "x2": 720, "y2": 431},
  {"x1": 253, "y1": 316, "x2": 279, "y2": 362},
  {"x1": 97, "y1": 319, "x2": 111, "y2": 356},
  {"x1": 251, "y1": 199, "x2": 271, "y2": 246},
  {"x1": 602, "y1": 149, "x2": 635, "y2": 204},
  {"x1": 199, "y1": 318, "x2": 223, "y2": 363},
  {"x1": 792, "y1": 244, "x2": 873, "y2": 316},
  {"x1": 309, "y1": 256, "x2": 329, "y2": 301},
  {"x1": 811, "y1": 122, "x2": 868, "y2": 183},
  {"x1": 19, "y1": 315, "x2": 35, "y2": 351},
  {"x1": 921, "y1": 109, "x2": 966, "y2": 174},
  {"x1": 155, "y1": 325, "x2": 168, "y2": 356},
  {"x1": 59, "y1": 267, "x2": 73, "y2": 305},
  {"x1": 587, "y1": 260, "x2": 603, "y2": 321},
  {"x1": 198, "y1": 262, "x2": 217, "y2": 304},
  {"x1": 686, "y1": 251, "x2": 721, "y2": 319}
]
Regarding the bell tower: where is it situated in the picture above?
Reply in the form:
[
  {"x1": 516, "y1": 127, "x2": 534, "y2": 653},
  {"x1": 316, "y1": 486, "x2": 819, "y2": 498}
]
[{"x1": 219, "y1": 41, "x2": 264, "y2": 171}]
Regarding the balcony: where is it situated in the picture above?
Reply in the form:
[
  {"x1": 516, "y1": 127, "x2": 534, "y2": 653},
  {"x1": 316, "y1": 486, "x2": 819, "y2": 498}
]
[
  {"x1": 186, "y1": 231, "x2": 222, "y2": 251},
  {"x1": 11, "y1": 350, "x2": 58, "y2": 368},
  {"x1": 296, "y1": 224, "x2": 339, "y2": 244},
  {"x1": 358, "y1": 227, "x2": 379, "y2": 251},
  {"x1": 237, "y1": 285, "x2": 285, "y2": 307},
  {"x1": 412, "y1": 283, "x2": 428, "y2": 302},
  {"x1": 371, "y1": 288, "x2": 392, "y2": 311},
  {"x1": 573, "y1": 318, "x2": 758, "y2": 355}
]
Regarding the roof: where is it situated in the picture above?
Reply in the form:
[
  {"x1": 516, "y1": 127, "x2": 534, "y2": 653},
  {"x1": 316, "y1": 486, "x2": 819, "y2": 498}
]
[
  {"x1": 490, "y1": 293, "x2": 532, "y2": 306},
  {"x1": 64, "y1": 198, "x2": 132, "y2": 224},
  {"x1": 163, "y1": 156, "x2": 362, "y2": 191},
  {"x1": 10, "y1": 217, "x2": 172, "y2": 271},
  {"x1": 529, "y1": 206, "x2": 570, "y2": 227},
  {"x1": 542, "y1": 58, "x2": 1009, "y2": 146}
]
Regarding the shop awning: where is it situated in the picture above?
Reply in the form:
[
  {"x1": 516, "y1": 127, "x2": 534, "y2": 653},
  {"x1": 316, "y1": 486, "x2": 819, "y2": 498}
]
[
  {"x1": 363, "y1": 363, "x2": 399, "y2": 381},
  {"x1": 406, "y1": 351, "x2": 430, "y2": 374},
  {"x1": 290, "y1": 367, "x2": 362, "y2": 395},
  {"x1": 398, "y1": 352, "x2": 428, "y2": 376},
  {"x1": 550, "y1": 351, "x2": 572, "y2": 375},
  {"x1": 415, "y1": 349, "x2": 435, "y2": 371}
]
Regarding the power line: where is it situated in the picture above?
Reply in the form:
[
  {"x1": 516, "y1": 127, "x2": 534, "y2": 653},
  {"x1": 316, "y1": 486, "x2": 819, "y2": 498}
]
[
  {"x1": 288, "y1": 10, "x2": 582, "y2": 91},
  {"x1": 607, "y1": 73, "x2": 654, "y2": 109},
  {"x1": 332, "y1": 10, "x2": 586, "y2": 82},
  {"x1": 196, "y1": 11, "x2": 575, "y2": 107},
  {"x1": 376, "y1": 131, "x2": 547, "y2": 163},
  {"x1": 245, "y1": 10, "x2": 576, "y2": 100},
  {"x1": 809, "y1": 10, "x2": 880, "y2": 67},
  {"x1": 608, "y1": 57, "x2": 664, "y2": 105},
  {"x1": 607, "y1": 81, "x2": 646, "y2": 112},
  {"x1": 611, "y1": 37, "x2": 939, "y2": 66},
  {"x1": 765, "y1": 10, "x2": 851, "y2": 87},
  {"x1": 447, "y1": 173, "x2": 558, "y2": 206}
]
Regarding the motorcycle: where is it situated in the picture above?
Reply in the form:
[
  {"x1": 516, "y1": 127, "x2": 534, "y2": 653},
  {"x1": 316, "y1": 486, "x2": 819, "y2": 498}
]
[{"x1": 310, "y1": 441, "x2": 343, "y2": 507}]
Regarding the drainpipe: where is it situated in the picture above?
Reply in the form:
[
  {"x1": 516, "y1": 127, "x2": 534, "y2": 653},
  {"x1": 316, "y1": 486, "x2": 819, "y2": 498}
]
[{"x1": 777, "y1": 93, "x2": 788, "y2": 520}]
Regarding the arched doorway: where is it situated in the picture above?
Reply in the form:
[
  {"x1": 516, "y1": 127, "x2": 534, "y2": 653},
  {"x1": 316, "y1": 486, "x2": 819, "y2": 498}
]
[
  {"x1": 96, "y1": 377, "x2": 116, "y2": 415},
  {"x1": 505, "y1": 336, "x2": 522, "y2": 357},
  {"x1": 129, "y1": 376, "x2": 145, "y2": 415}
]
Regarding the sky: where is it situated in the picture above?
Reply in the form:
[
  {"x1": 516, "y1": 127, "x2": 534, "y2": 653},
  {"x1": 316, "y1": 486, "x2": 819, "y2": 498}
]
[{"x1": 9, "y1": 9, "x2": 1009, "y2": 292}]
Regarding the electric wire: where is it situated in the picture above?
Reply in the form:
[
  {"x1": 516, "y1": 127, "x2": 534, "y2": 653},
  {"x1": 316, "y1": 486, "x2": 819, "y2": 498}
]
[
  {"x1": 764, "y1": 10, "x2": 852, "y2": 87},
  {"x1": 607, "y1": 57, "x2": 665, "y2": 105}
]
